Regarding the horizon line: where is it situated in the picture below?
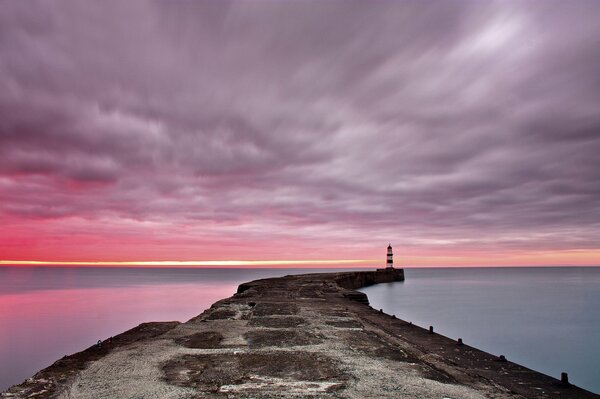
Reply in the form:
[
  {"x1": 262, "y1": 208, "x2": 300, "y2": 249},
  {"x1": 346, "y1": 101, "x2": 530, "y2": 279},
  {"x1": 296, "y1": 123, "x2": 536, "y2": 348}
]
[
  {"x1": 0, "y1": 260, "x2": 598, "y2": 268},
  {"x1": 0, "y1": 259, "x2": 378, "y2": 267}
]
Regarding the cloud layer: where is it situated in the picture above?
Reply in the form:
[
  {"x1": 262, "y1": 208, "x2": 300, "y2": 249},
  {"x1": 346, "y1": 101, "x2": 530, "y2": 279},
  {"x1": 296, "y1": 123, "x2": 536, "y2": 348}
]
[{"x1": 1, "y1": 1, "x2": 600, "y2": 264}]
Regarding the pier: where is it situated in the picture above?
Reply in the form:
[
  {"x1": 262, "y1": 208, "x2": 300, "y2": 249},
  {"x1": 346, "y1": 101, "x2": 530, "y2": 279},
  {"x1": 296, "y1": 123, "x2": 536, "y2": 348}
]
[{"x1": 3, "y1": 269, "x2": 598, "y2": 398}]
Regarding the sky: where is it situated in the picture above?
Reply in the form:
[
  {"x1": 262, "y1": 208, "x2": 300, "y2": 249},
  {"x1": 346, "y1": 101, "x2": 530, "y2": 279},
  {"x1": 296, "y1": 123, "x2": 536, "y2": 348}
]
[{"x1": 1, "y1": 0, "x2": 599, "y2": 267}]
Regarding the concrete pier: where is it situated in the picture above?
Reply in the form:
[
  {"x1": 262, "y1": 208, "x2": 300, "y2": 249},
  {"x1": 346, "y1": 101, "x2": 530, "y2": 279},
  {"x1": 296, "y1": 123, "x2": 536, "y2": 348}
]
[{"x1": 3, "y1": 269, "x2": 598, "y2": 399}]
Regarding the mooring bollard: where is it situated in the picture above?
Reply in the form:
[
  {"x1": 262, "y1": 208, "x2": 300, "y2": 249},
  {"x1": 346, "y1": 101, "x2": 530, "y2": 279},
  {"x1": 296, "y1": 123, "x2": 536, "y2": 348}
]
[
  {"x1": 429, "y1": 326, "x2": 434, "y2": 334},
  {"x1": 498, "y1": 355, "x2": 507, "y2": 362},
  {"x1": 561, "y1": 372, "x2": 569, "y2": 385},
  {"x1": 457, "y1": 338, "x2": 463, "y2": 345},
  {"x1": 379, "y1": 309, "x2": 383, "y2": 313},
  {"x1": 392, "y1": 314, "x2": 396, "y2": 319}
]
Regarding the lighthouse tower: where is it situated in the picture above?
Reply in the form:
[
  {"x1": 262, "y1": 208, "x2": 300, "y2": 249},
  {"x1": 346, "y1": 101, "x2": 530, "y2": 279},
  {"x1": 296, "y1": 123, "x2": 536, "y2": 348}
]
[{"x1": 386, "y1": 244, "x2": 394, "y2": 268}]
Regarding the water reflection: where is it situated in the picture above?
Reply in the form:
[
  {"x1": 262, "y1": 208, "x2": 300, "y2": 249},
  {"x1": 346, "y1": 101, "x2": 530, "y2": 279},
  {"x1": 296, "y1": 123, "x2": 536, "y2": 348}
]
[
  {"x1": 0, "y1": 281, "x2": 235, "y2": 391},
  {"x1": 0, "y1": 266, "x2": 358, "y2": 391}
]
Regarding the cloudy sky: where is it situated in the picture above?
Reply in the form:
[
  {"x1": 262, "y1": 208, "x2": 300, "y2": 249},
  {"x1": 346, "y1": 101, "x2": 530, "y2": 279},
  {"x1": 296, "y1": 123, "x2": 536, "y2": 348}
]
[{"x1": 1, "y1": 0, "x2": 599, "y2": 266}]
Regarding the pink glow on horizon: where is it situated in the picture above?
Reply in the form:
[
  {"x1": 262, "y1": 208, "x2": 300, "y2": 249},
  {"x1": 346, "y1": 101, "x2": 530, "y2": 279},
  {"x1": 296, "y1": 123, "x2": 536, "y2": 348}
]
[{"x1": 1, "y1": 212, "x2": 599, "y2": 267}]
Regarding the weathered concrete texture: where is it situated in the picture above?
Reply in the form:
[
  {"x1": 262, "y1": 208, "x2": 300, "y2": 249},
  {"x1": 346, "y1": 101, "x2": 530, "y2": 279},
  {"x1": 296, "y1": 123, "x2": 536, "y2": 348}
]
[{"x1": 3, "y1": 269, "x2": 598, "y2": 399}]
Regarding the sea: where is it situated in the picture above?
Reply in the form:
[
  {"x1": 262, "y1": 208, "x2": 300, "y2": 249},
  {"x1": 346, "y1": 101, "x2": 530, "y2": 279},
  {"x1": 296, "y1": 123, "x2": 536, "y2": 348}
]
[
  {"x1": 360, "y1": 267, "x2": 600, "y2": 394},
  {"x1": 0, "y1": 266, "x2": 599, "y2": 394}
]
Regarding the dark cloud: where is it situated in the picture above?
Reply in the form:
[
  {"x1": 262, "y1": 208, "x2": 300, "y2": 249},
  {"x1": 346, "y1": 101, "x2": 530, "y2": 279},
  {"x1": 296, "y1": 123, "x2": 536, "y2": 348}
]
[{"x1": 1, "y1": 0, "x2": 599, "y2": 260}]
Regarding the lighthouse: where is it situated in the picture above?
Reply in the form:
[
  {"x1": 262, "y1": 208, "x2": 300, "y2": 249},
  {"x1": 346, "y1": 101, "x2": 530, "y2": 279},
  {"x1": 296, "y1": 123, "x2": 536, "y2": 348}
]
[{"x1": 386, "y1": 244, "x2": 394, "y2": 268}]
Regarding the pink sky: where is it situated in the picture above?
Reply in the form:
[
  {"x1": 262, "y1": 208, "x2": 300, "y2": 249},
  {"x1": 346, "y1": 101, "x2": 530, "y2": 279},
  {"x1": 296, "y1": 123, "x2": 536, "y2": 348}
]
[{"x1": 1, "y1": 1, "x2": 599, "y2": 267}]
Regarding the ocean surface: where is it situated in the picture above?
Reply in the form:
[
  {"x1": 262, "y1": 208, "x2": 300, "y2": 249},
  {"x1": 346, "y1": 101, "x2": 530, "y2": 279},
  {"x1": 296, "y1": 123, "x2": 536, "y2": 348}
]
[
  {"x1": 360, "y1": 267, "x2": 600, "y2": 394},
  {"x1": 1, "y1": 266, "x2": 599, "y2": 394},
  {"x1": 0, "y1": 266, "x2": 360, "y2": 392}
]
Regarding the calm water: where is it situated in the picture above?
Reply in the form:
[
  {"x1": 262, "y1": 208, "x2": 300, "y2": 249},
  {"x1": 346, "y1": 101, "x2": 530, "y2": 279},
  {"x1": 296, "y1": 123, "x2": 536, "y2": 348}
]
[
  {"x1": 360, "y1": 267, "x2": 600, "y2": 394},
  {"x1": 2, "y1": 267, "x2": 599, "y2": 394},
  {"x1": 0, "y1": 266, "x2": 361, "y2": 391}
]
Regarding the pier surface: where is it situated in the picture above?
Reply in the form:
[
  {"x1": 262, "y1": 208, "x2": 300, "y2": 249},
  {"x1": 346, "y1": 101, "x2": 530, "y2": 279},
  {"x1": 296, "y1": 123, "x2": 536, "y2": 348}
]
[{"x1": 3, "y1": 269, "x2": 598, "y2": 399}]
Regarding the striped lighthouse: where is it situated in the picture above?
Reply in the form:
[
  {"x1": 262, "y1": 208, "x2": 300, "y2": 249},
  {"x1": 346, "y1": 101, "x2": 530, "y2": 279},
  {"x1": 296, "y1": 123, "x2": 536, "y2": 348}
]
[{"x1": 386, "y1": 244, "x2": 393, "y2": 268}]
